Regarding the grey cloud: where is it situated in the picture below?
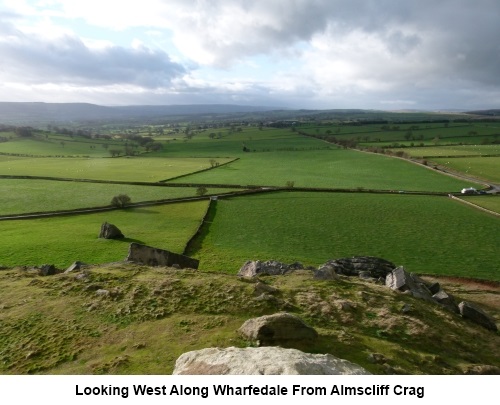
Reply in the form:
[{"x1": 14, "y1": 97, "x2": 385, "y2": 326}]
[
  {"x1": 185, "y1": 0, "x2": 499, "y2": 88},
  {"x1": 0, "y1": 25, "x2": 186, "y2": 87}
]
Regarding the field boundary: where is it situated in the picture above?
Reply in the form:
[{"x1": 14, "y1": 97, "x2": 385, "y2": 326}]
[{"x1": 182, "y1": 199, "x2": 216, "y2": 256}]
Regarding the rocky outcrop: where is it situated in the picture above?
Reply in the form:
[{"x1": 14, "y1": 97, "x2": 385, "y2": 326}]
[
  {"x1": 385, "y1": 266, "x2": 434, "y2": 302},
  {"x1": 314, "y1": 264, "x2": 341, "y2": 280},
  {"x1": 459, "y1": 301, "x2": 498, "y2": 331},
  {"x1": 126, "y1": 243, "x2": 199, "y2": 269},
  {"x1": 173, "y1": 346, "x2": 371, "y2": 375},
  {"x1": 238, "y1": 312, "x2": 318, "y2": 346},
  {"x1": 386, "y1": 266, "x2": 460, "y2": 313},
  {"x1": 238, "y1": 260, "x2": 303, "y2": 277},
  {"x1": 37, "y1": 264, "x2": 59, "y2": 276},
  {"x1": 64, "y1": 261, "x2": 86, "y2": 274},
  {"x1": 315, "y1": 256, "x2": 396, "y2": 280},
  {"x1": 99, "y1": 222, "x2": 124, "y2": 239}
]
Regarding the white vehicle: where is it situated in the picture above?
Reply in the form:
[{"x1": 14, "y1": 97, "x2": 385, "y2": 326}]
[{"x1": 461, "y1": 187, "x2": 477, "y2": 195}]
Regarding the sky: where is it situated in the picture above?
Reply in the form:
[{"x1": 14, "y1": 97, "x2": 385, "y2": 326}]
[{"x1": 0, "y1": 0, "x2": 499, "y2": 110}]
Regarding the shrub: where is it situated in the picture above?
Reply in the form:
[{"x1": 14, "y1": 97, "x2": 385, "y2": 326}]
[
  {"x1": 196, "y1": 186, "x2": 208, "y2": 196},
  {"x1": 111, "y1": 194, "x2": 131, "y2": 208}
]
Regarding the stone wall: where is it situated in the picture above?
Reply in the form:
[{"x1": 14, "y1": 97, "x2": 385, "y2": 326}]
[{"x1": 126, "y1": 243, "x2": 199, "y2": 269}]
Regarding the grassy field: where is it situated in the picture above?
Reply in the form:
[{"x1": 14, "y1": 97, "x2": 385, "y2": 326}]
[
  {"x1": 0, "y1": 179, "x2": 236, "y2": 215},
  {"x1": 155, "y1": 127, "x2": 329, "y2": 157},
  {"x1": 190, "y1": 192, "x2": 500, "y2": 280},
  {"x1": 169, "y1": 149, "x2": 481, "y2": 191},
  {"x1": 0, "y1": 156, "x2": 234, "y2": 182},
  {"x1": 0, "y1": 136, "x2": 121, "y2": 157},
  {"x1": 432, "y1": 157, "x2": 500, "y2": 183},
  {"x1": 462, "y1": 195, "x2": 500, "y2": 214},
  {"x1": 393, "y1": 145, "x2": 500, "y2": 158},
  {"x1": 0, "y1": 201, "x2": 209, "y2": 268}
]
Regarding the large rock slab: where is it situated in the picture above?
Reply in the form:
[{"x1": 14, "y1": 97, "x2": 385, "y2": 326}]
[
  {"x1": 385, "y1": 266, "x2": 434, "y2": 302},
  {"x1": 238, "y1": 312, "x2": 318, "y2": 346},
  {"x1": 316, "y1": 256, "x2": 396, "y2": 279},
  {"x1": 459, "y1": 301, "x2": 498, "y2": 332},
  {"x1": 99, "y1": 222, "x2": 124, "y2": 239},
  {"x1": 173, "y1": 346, "x2": 371, "y2": 375},
  {"x1": 126, "y1": 243, "x2": 199, "y2": 269},
  {"x1": 238, "y1": 260, "x2": 303, "y2": 277}
]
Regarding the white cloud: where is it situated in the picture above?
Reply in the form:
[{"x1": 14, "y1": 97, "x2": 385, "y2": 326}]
[{"x1": 0, "y1": 0, "x2": 499, "y2": 108}]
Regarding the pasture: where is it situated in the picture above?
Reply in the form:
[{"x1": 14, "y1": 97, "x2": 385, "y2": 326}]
[
  {"x1": 168, "y1": 148, "x2": 481, "y2": 191},
  {"x1": 0, "y1": 156, "x2": 234, "y2": 182},
  {"x1": 0, "y1": 179, "x2": 236, "y2": 215},
  {"x1": 432, "y1": 157, "x2": 500, "y2": 183},
  {"x1": 462, "y1": 196, "x2": 500, "y2": 214},
  {"x1": 0, "y1": 118, "x2": 498, "y2": 283},
  {"x1": 0, "y1": 136, "x2": 117, "y2": 157},
  {"x1": 190, "y1": 192, "x2": 500, "y2": 281},
  {"x1": 393, "y1": 145, "x2": 500, "y2": 158},
  {"x1": 0, "y1": 201, "x2": 208, "y2": 268}
]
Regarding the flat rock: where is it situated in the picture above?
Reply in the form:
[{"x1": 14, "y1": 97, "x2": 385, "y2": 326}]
[
  {"x1": 238, "y1": 312, "x2": 318, "y2": 346},
  {"x1": 238, "y1": 260, "x2": 301, "y2": 277},
  {"x1": 173, "y1": 346, "x2": 371, "y2": 375}
]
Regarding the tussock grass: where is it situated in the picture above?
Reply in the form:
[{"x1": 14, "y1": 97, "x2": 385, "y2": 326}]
[{"x1": 0, "y1": 263, "x2": 497, "y2": 374}]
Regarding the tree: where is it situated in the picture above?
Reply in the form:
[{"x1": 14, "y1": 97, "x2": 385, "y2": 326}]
[
  {"x1": 196, "y1": 186, "x2": 208, "y2": 196},
  {"x1": 15, "y1": 127, "x2": 33, "y2": 137},
  {"x1": 111, "y1": 194, "x2": 131, "y2": 208},
  {"x1": 286, "y1": 181, "x2": 295, "y2": 188}
]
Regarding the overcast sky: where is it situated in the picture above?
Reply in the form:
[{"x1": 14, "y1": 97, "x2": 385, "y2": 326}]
[{"x1": 0, "y1": 0, "x2": 499, "y2": 109}]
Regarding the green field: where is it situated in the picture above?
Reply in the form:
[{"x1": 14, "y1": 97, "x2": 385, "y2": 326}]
[
  {"x1": 0, "y1": 201, "x2": 208, "y2": 267},
  {"x1": 169, "y1": 149, "x2": 481, "y2": 191},
  {"x1": 0, "y1": 179, "x2": 235, "y2": 215},
  {"x1": 0, "y1": 156, "x2": 234, "y2": 182},
  {"x1": 432, "y1": 157, "x2": 500, "y2": 183},
  {"x1": 191, "y1": 192, "x2": 500, "y2": 280},
  {"x1": 155, "y1": 128, "x2": 329, "y2": 157},
  {"x1": 0, "y1": 136, "x2": 121, "y2": 157},
  {"x1": 393, "y1": 145, "x2": 500, "y2": 158},
  {"x1": 1, "y1": 120, "x2": 498, "y2": 283},
  {"x1": 462, "y1": 195, "x2": 500, "y2": 214}
]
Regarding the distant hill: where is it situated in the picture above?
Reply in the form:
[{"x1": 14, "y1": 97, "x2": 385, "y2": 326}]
[
  {"x1": 0, "y1": 102, "x2": 282, "y2": 126},
  {"x1": 466, "y1": 109, "x2": 500, "y2": 116}
]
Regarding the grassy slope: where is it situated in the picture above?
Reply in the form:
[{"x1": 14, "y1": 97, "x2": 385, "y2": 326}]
[
  {"x1": 0, "y1": 201, "x2": 209, "y2": 268},
  {"x1": 190, "y1": 192, "x2": 500, "y2": 281},
  {"x1": 0, "y1": 263, "x2": 497, "y2": 375},
  {"x1": 0, "y1": 179, "x2": 236, "y2": 215}
]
